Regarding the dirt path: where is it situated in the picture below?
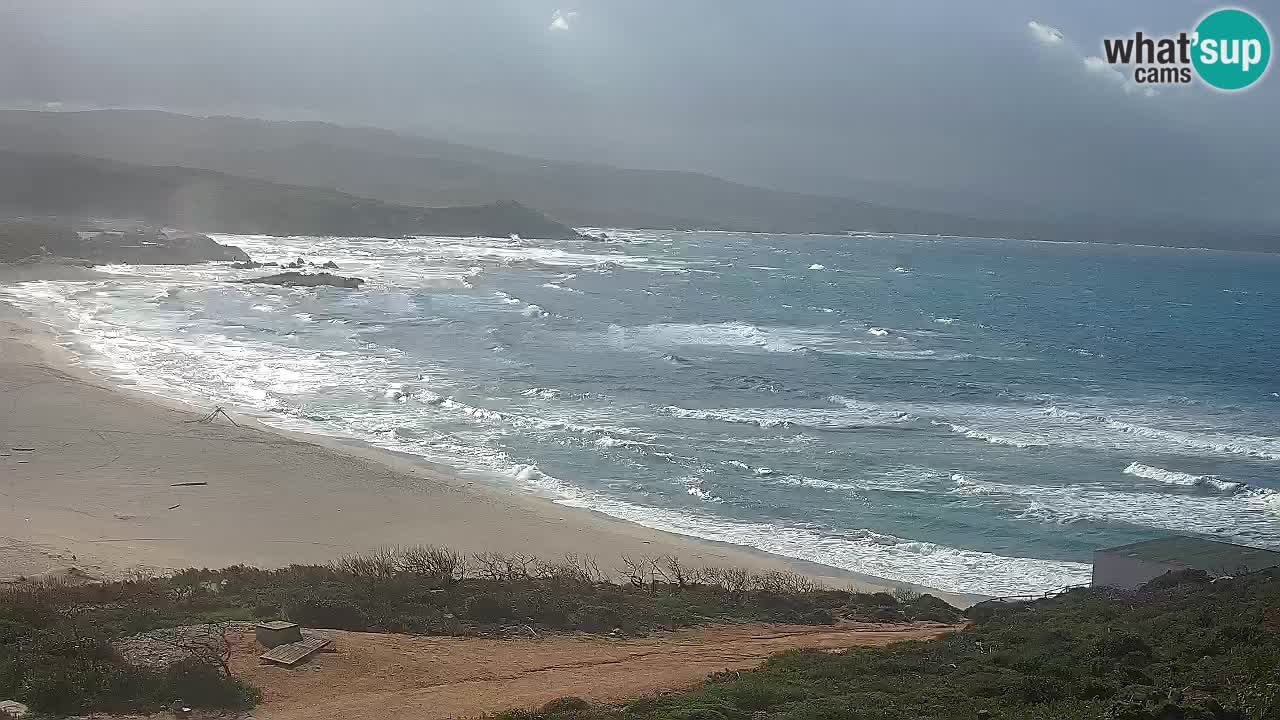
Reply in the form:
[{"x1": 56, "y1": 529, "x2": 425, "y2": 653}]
[{"x1": 227, "y1": 622, "x2": 953, "y2": 720}]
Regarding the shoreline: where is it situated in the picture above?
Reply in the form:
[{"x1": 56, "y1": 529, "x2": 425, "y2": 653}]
[{"x1": 0, "y1": 263, "x2": 984, "y2": 607}]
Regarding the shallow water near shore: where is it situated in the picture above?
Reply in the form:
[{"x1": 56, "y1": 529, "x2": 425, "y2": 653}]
[{"x1": 4, "y1": 230, "x2": 1278, "y2": 595}]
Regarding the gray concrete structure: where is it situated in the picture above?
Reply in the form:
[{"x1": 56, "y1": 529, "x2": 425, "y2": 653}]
[
  {"x1": 1092, "y1": 537, "x2": 1280, "y2": 590},
  {"x1": 255, "y1": 620, "x2": 303, "y2": 648}
]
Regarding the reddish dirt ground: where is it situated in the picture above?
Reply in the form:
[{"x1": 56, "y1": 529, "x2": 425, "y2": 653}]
[{"x1": 220, "y1": 622, "x2": 953, "y2": 720}]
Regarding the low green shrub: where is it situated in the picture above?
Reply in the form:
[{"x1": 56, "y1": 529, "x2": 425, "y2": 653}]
[
  {"x1": 488, "y1": 569, "x2": 1280, "y2": 720},
  {"x1": 1, "y1": 546, "x2": 960, "y2": 715}
]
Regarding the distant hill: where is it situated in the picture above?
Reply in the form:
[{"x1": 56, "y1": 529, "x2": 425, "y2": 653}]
[
  {"x1": 0, "y1": 109, "x2": 1274, "y2": 252},
  {"x1": 0, "y1": 149, "x2": 579, "y2": 240}
]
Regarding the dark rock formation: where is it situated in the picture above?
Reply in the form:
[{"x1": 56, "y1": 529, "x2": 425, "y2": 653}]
[
  {"x1": 237, "y1": 271, "x2": 364, "y2": 289},
  {"x1": 0, "y1": 220, "x2": 250, "y2": 264}
]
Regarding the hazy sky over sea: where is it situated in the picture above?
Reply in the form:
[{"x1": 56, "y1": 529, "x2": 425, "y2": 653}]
[{"x1": 4, "y1": 1, "x2": 1278, "y2": 227}]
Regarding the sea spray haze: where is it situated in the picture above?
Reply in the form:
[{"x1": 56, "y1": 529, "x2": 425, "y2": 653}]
[{"x1": 4, "y1": 230, "x2": 1278, "y2": 595}]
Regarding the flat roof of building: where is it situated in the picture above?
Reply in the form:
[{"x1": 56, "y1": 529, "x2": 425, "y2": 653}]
[{"x1": 1097, "y1": 537, "x2": 1280, "y2": 573}]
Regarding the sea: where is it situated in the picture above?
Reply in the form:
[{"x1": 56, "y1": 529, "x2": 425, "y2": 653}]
[{"x1": 4, "y1": 229, "x2": 1278, "y2": 596}]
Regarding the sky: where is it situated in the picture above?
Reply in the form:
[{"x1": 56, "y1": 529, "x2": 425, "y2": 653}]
[{"x1": 3, "y1": 0, "x2": 1278, "y2": 228}]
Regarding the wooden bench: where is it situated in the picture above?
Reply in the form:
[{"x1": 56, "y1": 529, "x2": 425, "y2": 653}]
[{"x1": 259, "y1": 636, "x2": 332, "y2": 667}]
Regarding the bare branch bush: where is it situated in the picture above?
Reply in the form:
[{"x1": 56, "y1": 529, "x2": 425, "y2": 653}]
[
  {"x1": 398, "y1": 545, "x2": 465, "y2": 582},
  {"x1": 154, "y1": 621, "x2": 235, "y2": 678},
  {"x1": 330, "y1": 546, "x2": 398, "y2": 578},
  {"x1": 752, "y1": 570, "x2": 821, "y2": 594},
  {"x1": 655, "y1": 555, "x2": 694, "y2": 590},
  {"x1": 891, "y1": 587, "x2": 922, "y2": 604},
  {"x1": 708, "y1": 566, "x2": 752, "y2": 594},
  {"x1": 618, "y1": 554, "x2": 653, "y2": 590},
  {"x1": 466, "y1": 551, "x2": 536, "y2": 582}
]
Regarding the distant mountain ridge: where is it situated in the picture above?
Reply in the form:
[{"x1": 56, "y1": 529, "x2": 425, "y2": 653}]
[
  {"x1": 0, "y1": 150, "x2": 579, "y2": 240},
  {"x1": 0, "y1": 109, "x2": 1275, "y2": 252}
]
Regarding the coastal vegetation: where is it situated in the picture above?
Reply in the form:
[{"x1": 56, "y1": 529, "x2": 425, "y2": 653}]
[
  {"x1": 6, "y1": 547, "x2": 1277, "y2": 719},
  {"x1": 0, "y1": 547, "x2": 956, "y2": 715},
  {"x1": 499, "y1": 568, "x2": 1280, "y2": 720}
]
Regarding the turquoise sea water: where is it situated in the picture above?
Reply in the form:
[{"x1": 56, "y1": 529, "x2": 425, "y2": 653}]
[{"x1": 6, "y1": 230, "x2": 1278, "y2": 595}]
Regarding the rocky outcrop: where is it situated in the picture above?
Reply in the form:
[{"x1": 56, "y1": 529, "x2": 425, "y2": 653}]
[
  {"x1": 0, "y1": 220, "x2": 250, "y2": 264},
  {"x1": 236, "y1": 271, "x2": 364, "y2": 289}
]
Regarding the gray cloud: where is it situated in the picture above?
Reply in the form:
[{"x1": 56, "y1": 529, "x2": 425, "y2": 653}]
[{"x1": 3, "y1": 0, "x2": 1277, "y2": 229}]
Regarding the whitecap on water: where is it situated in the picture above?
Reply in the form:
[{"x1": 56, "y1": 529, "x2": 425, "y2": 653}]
[
  {"x1": 948, "y1": 473, "x2": 1280, "y2": 544},
  {"x1": 1122, "y1": 462, "x2": 1245, "y2": 493}
]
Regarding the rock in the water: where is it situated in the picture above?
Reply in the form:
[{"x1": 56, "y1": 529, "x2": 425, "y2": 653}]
[
  {"x1": 319, "y1": 260, "x2": 340, "y2": 269},
  {"x1": 237, "y1": 271, "x2": 364, "y2": 289}
]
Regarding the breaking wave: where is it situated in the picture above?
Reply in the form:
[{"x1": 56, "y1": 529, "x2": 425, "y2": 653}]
[
  {"x1": 507, "y1": 464, "x2": 1088, "y2": 595},
  {"x1": 1122, "y1": 462, "x2": 1245, "y2": 493}
]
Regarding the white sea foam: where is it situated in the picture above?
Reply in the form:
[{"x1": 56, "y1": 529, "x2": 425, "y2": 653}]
[
  {"x1": 1122, "y1": 462, "x2": 1245, "y2": 492},
  {"x1": 776, "y1": 467, "x2": 941, "y2": 495},
  {"x1": 775, "y1": 475, "x2": 860, "y2": 491},
  {"x1": 887, "y1": 400, "x2": 1280, "y2": 461},
  {"x1": 808, "y1": 263, "x2": 826, "y2": 270},
  {"x1": 593, "y1": 435, "x2": 651, "y2": 449},
  {"x1": 664, "y1": 403, "x2": 914, "y2": 429},
  {"x1": 933, "y1": 317, "x2": 959, "y2": 324},
  {"x1": 540, "y1": 282, "x2": 580, "y2": 292},
  {"x1": 608, "y1": 322, "x2": 820, "y2": 354},
  {"x1": 603, "y1": 322, "x2": 956, "y2": 360},
  {"x1": 931, "y1": 421, "x2": 1046, "y2": 448},
  {"x1": 866, "y1": 327, "x2": 890, "y2": 337},
  {"x1": 949, "y1": 475, "x2": 1279, "y2": 542},
  {"x1": 383, "y1": 383, "x2": 415, "y2": 402},
  {"x1": 1106, "y1": 422, "x2": 1280, "y2": 461},
  {"x1": 507, "y1": 466, "x2": 1088, "y2": 594}
]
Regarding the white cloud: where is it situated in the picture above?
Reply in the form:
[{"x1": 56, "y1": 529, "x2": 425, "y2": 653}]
[
  {"x1": 549, "y1": 9, "x2": 577, "y2": 32},
  {"x1": 1084, "y1": 56, "x2": 1158, "y2": 96},
  {"x1": 1081, "y1": 56, "x2": 1110, "y2": 73},
  {"x1": 1027, "y1": 19, "x2": 1157, "y2": 98},
  {"x1": 1027, "y1": 20, "x2": 1064, "y2": 45}
]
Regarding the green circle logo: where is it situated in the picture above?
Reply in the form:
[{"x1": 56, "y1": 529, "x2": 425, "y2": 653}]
[{"x1": 1193, "y1": 8, "x2": 1271, "y2": 90}]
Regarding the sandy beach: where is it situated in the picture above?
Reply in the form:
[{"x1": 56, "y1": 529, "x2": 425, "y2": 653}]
[{"x1": 0, "y1": 264, "x2": 977, "y2": 606}]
